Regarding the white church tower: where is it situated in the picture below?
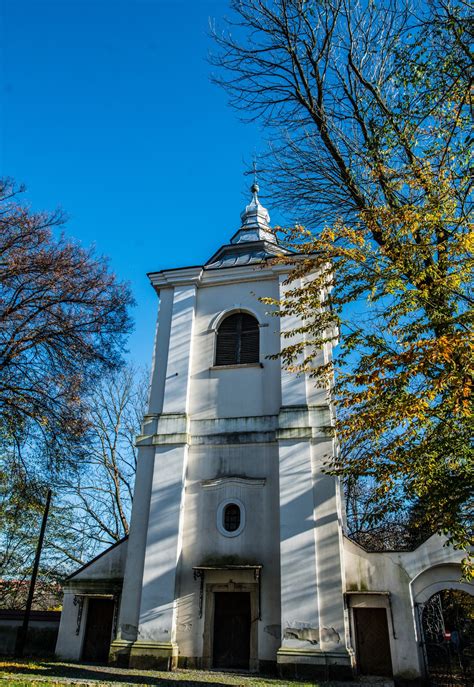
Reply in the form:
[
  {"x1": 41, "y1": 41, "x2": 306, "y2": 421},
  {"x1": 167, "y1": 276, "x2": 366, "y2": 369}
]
[{"x1": 108, "y1": 183, "x2": 352, "y2": 678}]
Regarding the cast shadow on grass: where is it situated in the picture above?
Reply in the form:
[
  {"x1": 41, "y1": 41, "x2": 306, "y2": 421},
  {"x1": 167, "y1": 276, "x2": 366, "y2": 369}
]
[{"x1": 0, "y1": 659, "x2": 234, "y2": 687}]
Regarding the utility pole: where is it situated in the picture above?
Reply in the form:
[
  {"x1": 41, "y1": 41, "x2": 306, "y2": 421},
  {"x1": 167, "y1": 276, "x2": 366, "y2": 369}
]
[{"x1": 14, "y1": 489, "x2": 52, "y2": 658}]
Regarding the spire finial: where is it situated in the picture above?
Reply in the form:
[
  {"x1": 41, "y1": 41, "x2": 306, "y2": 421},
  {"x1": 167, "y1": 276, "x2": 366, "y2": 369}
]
[
  {"x1": 251, "y1": 156, "x2": 259, "y2": 194},
  {"x1": 231, "y1": 157, "x2": 274, "y2": 244}
]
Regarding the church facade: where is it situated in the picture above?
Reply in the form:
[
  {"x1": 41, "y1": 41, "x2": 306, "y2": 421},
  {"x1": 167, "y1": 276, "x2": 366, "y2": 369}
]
[{"x1": 55, "y1": 187, "x2": 471, "y2": 681}]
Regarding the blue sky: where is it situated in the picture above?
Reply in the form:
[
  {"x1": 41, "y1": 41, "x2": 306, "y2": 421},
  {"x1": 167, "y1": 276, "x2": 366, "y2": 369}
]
[{"x1": 1, "y1": 0, "x2": 281, "y2": 366}]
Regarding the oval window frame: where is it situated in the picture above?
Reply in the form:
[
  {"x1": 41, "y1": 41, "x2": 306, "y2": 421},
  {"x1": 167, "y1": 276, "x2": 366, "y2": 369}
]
[{"x1": 216, "y1": 498, "x2": 246, "y2": 538}]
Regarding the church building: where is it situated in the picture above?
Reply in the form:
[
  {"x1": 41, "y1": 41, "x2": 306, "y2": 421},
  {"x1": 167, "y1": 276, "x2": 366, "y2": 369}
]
[{"x1": 55, "y1": 185, "x2": 471, "y2": 682}]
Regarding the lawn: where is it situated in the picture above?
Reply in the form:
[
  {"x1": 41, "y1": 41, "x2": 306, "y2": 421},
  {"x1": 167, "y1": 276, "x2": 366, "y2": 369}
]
[{"x1": 0, "y1": 659, "x2": 324, "y2": 687}]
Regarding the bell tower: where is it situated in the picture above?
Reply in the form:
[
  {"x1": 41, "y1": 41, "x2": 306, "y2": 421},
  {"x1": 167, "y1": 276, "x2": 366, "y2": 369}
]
[{"x1": 109, "y1": 184, "x2": 351, "y2": 678}]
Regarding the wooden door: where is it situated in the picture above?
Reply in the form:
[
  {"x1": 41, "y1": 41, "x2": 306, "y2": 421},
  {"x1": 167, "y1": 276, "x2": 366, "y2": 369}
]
[
  {"x1": 82, "y1": 598, "x2": 114, "y2": 663},
  {"x1": 213, "y1": 592, "x2": 251, "y2": 669},
  {"x1": 354, "y1": 607, "x2": 393, "y2": 676}
]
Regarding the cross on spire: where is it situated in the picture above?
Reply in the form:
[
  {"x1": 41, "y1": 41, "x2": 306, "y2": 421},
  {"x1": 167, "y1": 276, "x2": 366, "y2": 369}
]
[{"x1": 252, "y1": 156, "x2": 259, "y2": 192}]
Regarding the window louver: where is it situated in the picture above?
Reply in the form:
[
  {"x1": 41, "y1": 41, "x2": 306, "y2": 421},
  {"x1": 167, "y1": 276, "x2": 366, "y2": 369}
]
[{"x1": 215, "y1": 313, "x2": 259, "y2": 366}]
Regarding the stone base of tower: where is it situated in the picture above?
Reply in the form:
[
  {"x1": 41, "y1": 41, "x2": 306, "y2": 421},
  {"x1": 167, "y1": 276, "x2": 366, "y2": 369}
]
[
  {"x1": 109, "y1": 639, "x2": 134, "y2": 667},
  {"x1": 277, "y1": 648, "x2": 353, "y2": 681},
  {"x1": 113, "y1": 641, "x2": 179, "y2": 670}
]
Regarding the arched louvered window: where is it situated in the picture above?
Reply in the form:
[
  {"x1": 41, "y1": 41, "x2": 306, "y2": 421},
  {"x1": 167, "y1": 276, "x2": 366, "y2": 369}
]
[{"x1": 215, "y1": 313, "x2": 259, "y2": 366}]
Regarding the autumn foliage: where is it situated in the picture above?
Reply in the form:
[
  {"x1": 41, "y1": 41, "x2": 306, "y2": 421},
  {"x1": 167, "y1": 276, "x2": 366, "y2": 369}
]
[
  {"x1": 213, "y1": 0, "x2": 473, "y2": 573},
  {"x1": 272, "y1": 170, "x2": 472, "y2": 572}
]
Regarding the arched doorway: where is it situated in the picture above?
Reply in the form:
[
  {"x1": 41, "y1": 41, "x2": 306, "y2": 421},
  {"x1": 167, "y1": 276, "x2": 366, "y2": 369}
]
[{"x1": 419, "y1": 589, "x2": 472, "y2": 687}]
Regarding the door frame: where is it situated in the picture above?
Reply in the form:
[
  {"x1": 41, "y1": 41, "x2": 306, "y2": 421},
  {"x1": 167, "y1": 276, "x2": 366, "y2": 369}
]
[
  {"x1": 346, "y1": 594, "x2": 395, "y2": 677},
  {"x1": 80, "y1": 595, "x2": 117, "y2": 662},
  {"x1": 202, "y1": 581, "x2": 258, "y2": 672},
  {"x1": 350, "y1": 594, "x2": 395, "y2": 676}
]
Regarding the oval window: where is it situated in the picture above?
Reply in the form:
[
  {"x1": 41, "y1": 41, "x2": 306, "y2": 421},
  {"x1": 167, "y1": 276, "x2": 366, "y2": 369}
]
[
  {"x1": 223, "y1": 503, "x2": 241, "y2": 532},
  {"x1": 217, "y1": 498, "x2": 245, "y2": 537}
]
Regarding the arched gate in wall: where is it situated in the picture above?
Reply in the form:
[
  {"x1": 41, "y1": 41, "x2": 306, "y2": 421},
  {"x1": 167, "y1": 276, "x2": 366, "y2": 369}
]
[{"x1": 417, "y1": 589, "x2": 472, "y2": 687}]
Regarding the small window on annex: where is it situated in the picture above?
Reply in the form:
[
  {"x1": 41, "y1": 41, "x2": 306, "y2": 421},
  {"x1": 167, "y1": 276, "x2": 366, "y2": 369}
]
[{"x1": 215, "y1": 312, "x2": 259, "y2": 366}]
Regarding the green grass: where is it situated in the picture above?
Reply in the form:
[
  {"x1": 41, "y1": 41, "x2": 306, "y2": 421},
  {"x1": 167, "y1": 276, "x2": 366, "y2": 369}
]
[
  {"x1": 0, "y1": 659, "x2": 323, "y2": 687},
  {"x1": 2, "y1": 682, "x2": 70, "y2": 687}
]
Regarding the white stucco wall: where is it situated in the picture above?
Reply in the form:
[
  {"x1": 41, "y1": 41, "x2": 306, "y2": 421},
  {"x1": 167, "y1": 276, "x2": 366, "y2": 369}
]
[
  {"x1": 55, "y1": 592, "x2": 87, "y2": 661},
  {"x1": 175, "y1": 273, "x2": 282, "y2": 660},
  {"x1": 176, "y1": 442, "x2": 281, "y2": 661},
  {"x1": 188, "y1": 277, "x2": 281, "y2": 419},
  {"x1": 70, "y1": 539, "x2": 128, "y2": 583}
]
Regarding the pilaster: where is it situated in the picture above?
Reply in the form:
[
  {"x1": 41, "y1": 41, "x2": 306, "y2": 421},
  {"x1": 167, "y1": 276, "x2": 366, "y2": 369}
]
[
  {"x1": 162, "y1": 284, "x2": 197, "y2": 414},
  {"x1": 113, "y1": 283, "x2": 197, "y2": 670},
  {"x1": 276, "y1": 276, "x2": 351, "y2": 679},
  {"x1": 311, "y1": 438, "x2": 347, "y2": 652},
  {"x1": 110, "y1": 445, "x2": 155, "y2": 659}
]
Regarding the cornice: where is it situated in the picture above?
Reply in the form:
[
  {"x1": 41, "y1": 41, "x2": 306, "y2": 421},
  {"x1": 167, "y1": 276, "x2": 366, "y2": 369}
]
[
  {"x1": 136, "y1": 409, "x2": 334, "y2": 446},
  {"x1": 147, "y1": 266, "x2": 203, "y2": 291},
  {"x1": 147, "y1": 257, "x2": 294, "y2": 292}
]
